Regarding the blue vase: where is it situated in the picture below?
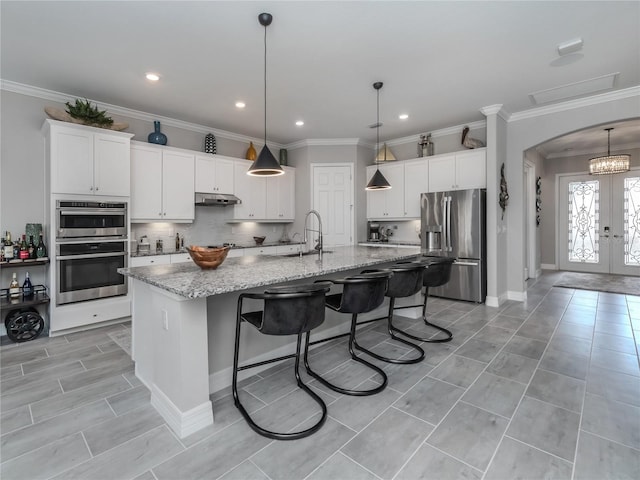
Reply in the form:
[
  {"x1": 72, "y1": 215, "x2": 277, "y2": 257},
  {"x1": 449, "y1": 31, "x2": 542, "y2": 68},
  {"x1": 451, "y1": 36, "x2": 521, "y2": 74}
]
[{"x1": 148, "y1": 120, "x2": 167, "y2": 145}]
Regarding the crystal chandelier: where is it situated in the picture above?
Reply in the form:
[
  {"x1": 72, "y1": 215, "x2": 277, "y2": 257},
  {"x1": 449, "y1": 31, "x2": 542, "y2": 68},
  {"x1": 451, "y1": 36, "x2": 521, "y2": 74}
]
[{"x1": 589, "y1": 128, "x2": 630, "y2": 175}]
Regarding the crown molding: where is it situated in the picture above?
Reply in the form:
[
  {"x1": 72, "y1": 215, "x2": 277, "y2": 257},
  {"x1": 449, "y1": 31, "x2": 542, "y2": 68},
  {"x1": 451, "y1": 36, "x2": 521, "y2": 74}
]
[
  {"x1": 509, "y1": 85, "x2": 640, "y2": 122},
  {"x1": 0, "y1": 79, "x2": 283, "y2": 148},
  {"x1": 285, "y1": 138, "x2": 364, "y2": 150},
  {"x1": 480, "y1": 104, "x2": 511, "y2": 122},
  {"x1": 543, "y1": 141, "x2": 640, "y2": 159},
  {"x1": 384, "y1": 119, "x2": 486, "y2": 148}
]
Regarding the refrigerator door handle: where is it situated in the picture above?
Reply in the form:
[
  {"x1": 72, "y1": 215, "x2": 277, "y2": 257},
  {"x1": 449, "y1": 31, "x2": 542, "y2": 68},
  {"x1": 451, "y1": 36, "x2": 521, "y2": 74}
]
[
  {"x1": 441, "y1": 196, "x2": 447, "y2": 253},
  {"x1": 446, "y1": 196, "x2": 452, "y2": 252},
  {"x1": 453, "y1": 261, "x2": 479, "y2": 266}
]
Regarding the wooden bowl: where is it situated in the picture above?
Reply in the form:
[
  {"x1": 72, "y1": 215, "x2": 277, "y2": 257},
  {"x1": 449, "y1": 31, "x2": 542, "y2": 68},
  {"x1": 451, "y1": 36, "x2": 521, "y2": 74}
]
[
  {"x1": 186, "y1": 246, "x2": 230, "y2": 269},
  {"x1": 253, "y1": 236, "x2": 266, "y2": 245}
]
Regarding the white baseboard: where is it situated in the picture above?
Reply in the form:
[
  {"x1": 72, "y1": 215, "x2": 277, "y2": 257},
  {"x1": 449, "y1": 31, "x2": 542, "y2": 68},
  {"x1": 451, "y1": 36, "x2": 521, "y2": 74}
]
[
  {"x1": 485, "y1": 296, "x2": 500, "y2": 307},
  {"x1": 541, "y1": 263, "x2": 557, "y2": 270},
  {"x1": 507, "y1": 290, "x2": 527, "y2": 302},
  {"x1": 150, "y1": 384, "x2": 213, "y2": 439}
]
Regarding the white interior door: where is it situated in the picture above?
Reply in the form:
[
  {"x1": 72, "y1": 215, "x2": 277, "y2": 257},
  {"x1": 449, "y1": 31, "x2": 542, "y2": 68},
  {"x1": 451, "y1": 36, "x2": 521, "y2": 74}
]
[
  {"x1": 312, "y1": 164, "x2": 353, "y2": 247},
  {"x1": 558, "y1": 171, "x2": 639, "y2": 275}
]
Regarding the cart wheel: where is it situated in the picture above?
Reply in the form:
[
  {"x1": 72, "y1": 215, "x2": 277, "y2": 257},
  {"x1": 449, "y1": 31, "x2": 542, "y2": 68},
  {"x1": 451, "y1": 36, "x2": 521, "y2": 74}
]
[{"x1": 5, "y1": 308, "x2": 44, "y2": 343}]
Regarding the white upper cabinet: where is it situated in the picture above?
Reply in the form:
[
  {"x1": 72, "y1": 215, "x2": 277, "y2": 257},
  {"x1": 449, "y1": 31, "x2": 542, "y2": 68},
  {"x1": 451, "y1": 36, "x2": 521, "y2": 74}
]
[
  {"x1": 44, "y1": 120, "x2": 132, "y2": 196},
  {"x1": 233, "y1": 161, "x2": 295, "y2": 222},
  {"x1": 366, "y1": 162, "x2": 408, "y2": 220},
  {"x1": 194, "y1": 155, "x2": 235, "y2": 194},
  {"x1": 130, "y1": 142, "x2": 195, "y2": 222},
  {"x1": 233, "y1": 161, "x2": 267, "y2": 220},
  {"x1": 428, "y1": 149, "x2": 486, "y2": 192},
  {"x1": 454, "y1": 149, "x2": 486, "y2": 190},
  {"x1": 265, "y1": 166, "x2": 295, "y2": 221},
  {"x1": 403, "y1": 159, "x2": 429, "y2": 218}
]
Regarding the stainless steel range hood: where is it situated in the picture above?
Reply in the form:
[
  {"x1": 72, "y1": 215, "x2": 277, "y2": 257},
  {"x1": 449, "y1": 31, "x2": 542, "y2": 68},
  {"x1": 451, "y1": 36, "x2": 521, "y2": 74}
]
[{"x1": 195, "y1": 192, "x2": 241, "y2": 206}]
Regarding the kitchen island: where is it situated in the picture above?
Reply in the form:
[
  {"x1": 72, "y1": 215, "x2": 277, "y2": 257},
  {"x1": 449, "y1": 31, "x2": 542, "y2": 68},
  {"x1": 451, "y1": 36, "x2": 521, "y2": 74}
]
[{"x1": 119, "y1": 245, "x2": 421, "y2": 438}]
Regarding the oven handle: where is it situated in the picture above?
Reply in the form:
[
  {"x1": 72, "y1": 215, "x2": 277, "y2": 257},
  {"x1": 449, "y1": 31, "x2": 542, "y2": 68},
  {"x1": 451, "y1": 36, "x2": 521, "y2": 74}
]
[
  {"x1": 58, "y1": 209, "x2": 127, "y2": 215},
  {"x1": 57, "y1": 252, "x2": 126, "y2": 261}
]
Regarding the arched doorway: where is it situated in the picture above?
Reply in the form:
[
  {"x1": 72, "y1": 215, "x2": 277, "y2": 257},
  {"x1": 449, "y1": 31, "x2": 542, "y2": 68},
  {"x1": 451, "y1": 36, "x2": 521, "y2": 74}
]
[{"x1": 526, "y1": 119, "x2": 640, "y2": 277}]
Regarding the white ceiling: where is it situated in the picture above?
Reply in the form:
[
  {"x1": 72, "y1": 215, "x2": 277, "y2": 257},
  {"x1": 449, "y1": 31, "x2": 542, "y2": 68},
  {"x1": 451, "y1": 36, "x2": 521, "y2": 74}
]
[{"x1": 1, "y1": 1, "x2": 639, "y2": 153}]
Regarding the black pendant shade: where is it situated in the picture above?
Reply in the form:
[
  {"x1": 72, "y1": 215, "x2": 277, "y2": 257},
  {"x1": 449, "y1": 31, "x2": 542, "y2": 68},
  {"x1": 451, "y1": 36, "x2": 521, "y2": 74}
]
[
  {"x1": 366, "y1": 168, "x2": 391, "y2": 190},
  {"x1": 248, "y1": 12, "x2": 284, "y2": 177},
  {"x1": 365, "y1": 81, "x2": 391, "y2": 191},
  {"x1": 248, "y1": 144, "x2": 284, "y2": 176}
]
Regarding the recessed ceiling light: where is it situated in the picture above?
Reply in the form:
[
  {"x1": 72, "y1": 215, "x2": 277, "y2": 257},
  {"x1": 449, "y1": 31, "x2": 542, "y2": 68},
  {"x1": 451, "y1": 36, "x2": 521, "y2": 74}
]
[
  {"x1": 399, "y1": 114, "x2": 409, "y2": 120},
  {"x1": 235, "y1": 102, "x2": 246, "y2": 108},
  {"x1": 145, "y1": 73, "x2": 160, "y2": 82},
  {"x1": 295, "y1": 120, "x2": 304, "y2": 126}
]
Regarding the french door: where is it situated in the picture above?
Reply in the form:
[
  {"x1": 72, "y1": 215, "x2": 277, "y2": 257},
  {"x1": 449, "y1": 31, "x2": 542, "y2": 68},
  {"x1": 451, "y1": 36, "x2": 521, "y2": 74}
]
[{"x1": 558, "y1": 170, "x2": 639, "y2": 275}]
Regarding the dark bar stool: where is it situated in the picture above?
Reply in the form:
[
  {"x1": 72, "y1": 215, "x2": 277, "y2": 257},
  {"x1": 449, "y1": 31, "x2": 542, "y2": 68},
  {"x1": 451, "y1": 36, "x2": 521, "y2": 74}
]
[
  {"x1": 232, "y1": 282, "x2": 331, "y2": 440},
  {"x1": 304, "y1": 271, "x2": 392, "y2": 396},
  {"x1": 394, "y1": 257, "x2": 456, "y2": 343},
  {"x1": 357, "y1": 262, "x2": 427, "y2": 364}
]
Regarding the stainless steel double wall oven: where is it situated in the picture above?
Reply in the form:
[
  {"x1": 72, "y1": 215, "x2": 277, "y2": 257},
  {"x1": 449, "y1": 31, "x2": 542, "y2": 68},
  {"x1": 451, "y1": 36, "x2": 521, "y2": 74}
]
[{"x1": 55, "y1": 201, "x2": 128, "y2": 305}]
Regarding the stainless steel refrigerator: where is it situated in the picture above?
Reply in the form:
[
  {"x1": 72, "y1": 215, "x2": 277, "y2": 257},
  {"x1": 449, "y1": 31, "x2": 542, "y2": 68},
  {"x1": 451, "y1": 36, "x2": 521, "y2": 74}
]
[{"x1": 420, "y1": 189, "x2": 486, "y2": 303}]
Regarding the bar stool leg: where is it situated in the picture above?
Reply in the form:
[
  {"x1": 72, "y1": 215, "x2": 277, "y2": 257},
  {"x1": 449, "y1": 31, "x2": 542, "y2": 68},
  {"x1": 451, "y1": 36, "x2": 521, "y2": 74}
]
[
  {"x1": 354, "y1": 298, "x2": 425, "y2": 364},
  {"x1": 304, "y1": 313, "x2": 387, "y2": 396},
  {"x1": 233, "y1": 306, "x2": 327, "y2": 440}
]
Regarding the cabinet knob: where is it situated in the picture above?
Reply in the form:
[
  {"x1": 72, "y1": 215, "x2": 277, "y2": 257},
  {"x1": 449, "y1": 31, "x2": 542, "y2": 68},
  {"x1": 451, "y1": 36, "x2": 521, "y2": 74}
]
[
  {"x1": 95, "y1": 187, "x2": 99, "y2": 191},
  {"x1": 89, "y1": 186, "x2": 93, "y2": 191}
]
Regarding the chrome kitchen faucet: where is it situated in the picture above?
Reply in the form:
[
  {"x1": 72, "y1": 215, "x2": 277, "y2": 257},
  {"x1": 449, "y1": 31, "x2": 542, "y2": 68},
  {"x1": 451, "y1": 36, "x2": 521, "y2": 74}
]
[{"x1": 303, "y1": 210, "x2": 323, "y2": 257}]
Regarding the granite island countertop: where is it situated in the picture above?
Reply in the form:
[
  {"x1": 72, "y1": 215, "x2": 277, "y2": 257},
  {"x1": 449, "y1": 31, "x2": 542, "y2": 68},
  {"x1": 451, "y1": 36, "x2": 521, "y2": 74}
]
[{"x1": 119, "y1": 245, "x2": 421, "y2": 299}]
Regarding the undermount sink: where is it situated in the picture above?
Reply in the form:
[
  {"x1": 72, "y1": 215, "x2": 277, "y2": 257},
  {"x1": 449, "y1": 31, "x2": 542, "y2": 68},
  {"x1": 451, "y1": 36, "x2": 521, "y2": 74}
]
[{"x1": 283, "y1": 250, "x2": 333, "y2": 257}]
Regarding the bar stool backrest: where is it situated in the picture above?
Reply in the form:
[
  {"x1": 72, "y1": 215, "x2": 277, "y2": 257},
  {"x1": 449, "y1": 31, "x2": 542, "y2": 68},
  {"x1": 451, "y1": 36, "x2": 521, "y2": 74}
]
[
  {"x1": 422, "y1": 259, "x2": 454, "y2": 288},
  {"x1": 259, "y1": 284, "x2": 330, "y2": 335},
  {"x1": 336, "y1": 271, "x2": 391, "y2": 314},
  {"x1": 386, "y1": 263, "x2": 426, "y2": 298}
]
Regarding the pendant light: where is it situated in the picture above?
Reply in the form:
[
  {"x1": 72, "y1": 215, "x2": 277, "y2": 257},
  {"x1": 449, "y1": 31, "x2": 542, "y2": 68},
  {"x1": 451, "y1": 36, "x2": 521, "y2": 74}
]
[
  {"x1": 366, "y1": 82, "x2": 391, "y2": 190},
  {"x1": 248, "y1": 13, "x2": 284, "y2": 177},
  {"x1": 588, "y1": 127, "x2": 630, "y2": 175}
]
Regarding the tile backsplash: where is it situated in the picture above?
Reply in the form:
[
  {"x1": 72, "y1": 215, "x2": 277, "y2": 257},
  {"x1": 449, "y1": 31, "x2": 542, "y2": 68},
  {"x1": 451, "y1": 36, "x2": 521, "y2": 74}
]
[{"x1": 131, "y1": 207, "x2": 294, "y2": 253}]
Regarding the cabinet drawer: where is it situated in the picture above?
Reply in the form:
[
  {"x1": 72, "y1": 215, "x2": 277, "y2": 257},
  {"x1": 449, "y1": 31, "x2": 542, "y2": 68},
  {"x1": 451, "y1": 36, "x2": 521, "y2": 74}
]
[
  {"x1": 276, "y1": 244, "x2": 300, "y2": 255},
  {"x1": 243, "y1": 246, "x2": 278, "y2": 256},
  {"x1": 130, "y1": 256, "x2": 171, "y2": 267},
  {"x1": 170, "y1": 253, "x2": 192, "y2": 264}
]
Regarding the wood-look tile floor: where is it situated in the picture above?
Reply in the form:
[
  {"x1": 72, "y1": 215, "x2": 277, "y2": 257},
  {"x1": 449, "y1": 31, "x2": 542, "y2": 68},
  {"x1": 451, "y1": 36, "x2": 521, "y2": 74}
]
[{"x1": 1, "y1": 271, "x2": 639, "y2": 479}]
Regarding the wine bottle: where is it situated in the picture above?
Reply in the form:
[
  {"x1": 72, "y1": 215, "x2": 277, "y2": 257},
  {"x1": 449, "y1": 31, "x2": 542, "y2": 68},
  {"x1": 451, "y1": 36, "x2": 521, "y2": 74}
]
[
  {"x1": 175, "y1": 233, "x2": 180, "y2": 251},
  {"x1": 22, "y1": 272, "x2": 34, "y2": 299},
  {"x1": 19, "y1": 234, "x2": 29, "y2": 260},
  {"x1": 28, "y1": 235, "x2": 36, "y2": 259},
  {"x1": 9, "y1": 272, "x2": 20, "y2": 298},
  {"x1": 3, "y1": 231, "x2": 14, "y2": 260},
  {"x1": 36, "y1": 233, "x2": 47, "y2": 258},
  {"x1": 13, "y1": 241, "x2": 20, "y2": 260}
]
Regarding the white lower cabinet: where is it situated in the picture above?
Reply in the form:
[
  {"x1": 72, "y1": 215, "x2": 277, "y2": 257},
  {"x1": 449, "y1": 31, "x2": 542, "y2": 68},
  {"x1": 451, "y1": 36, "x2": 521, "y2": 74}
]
[
  {"x1": 170, "y1": 253, "x2": 191, "y2": 264},
  {"x1": 243, "y1": 246, "x2": 278, "y2": 256},
  {"x1": 275, "y1": 244, "x2": 300, "y2": 255},
  {"x1": 129, "y1": 255, "x2": 171, "y2": 267},
  {"x1": 130, "y1": 253, "x2": 191, "y2": 267}
]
